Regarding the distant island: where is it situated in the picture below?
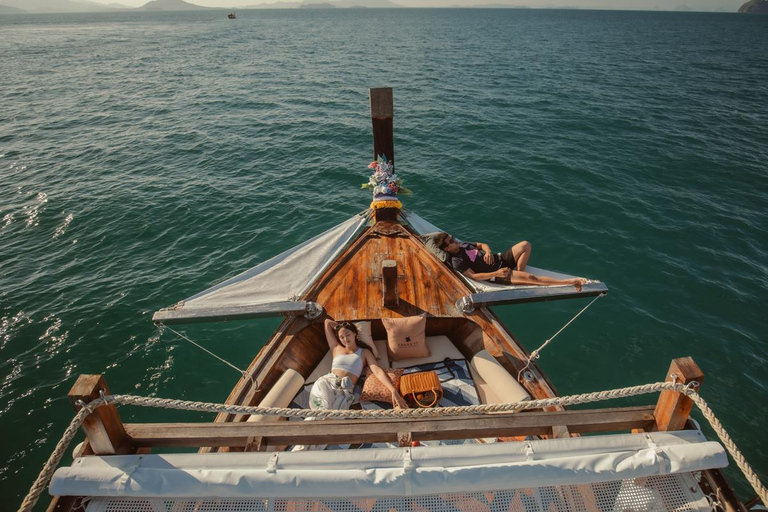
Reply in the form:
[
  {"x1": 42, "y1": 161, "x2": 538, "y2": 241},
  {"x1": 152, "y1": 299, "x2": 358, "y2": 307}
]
[
  {"x1": 140, "y1": 0, "x2": 211, "y2": 10},
  {"x1": 299, "y1": 2, "x2": 337, "y2": 7},
  {"x1": 0, "y1": 0, "x2": 129, "y2": 12},
  {"x1": 738, "y1": 0, "x2": 768, "y2": 12},
  {"x1": 0, "y1": 0, "x2": 209, "y2": 13},
  {"x1": 0, "y1": 4, "x2": 25, "y2": 13}
]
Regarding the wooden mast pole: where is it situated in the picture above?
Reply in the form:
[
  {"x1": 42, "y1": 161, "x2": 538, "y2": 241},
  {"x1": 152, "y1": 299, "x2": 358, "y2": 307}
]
[
  {"x1": 370, "y1": 87, "x2": 394, "y2": 167},
  {"x1": 369, "y1": 87, "x2": 398, "y2": 223}
]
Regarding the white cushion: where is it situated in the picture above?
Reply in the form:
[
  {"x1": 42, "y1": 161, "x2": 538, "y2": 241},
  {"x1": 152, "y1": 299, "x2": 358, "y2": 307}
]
[
  {"x1": 470, "y1": 350, "x2": 530, "y2": 405},
  {"x1": 354, "y1": 321, "x2": 375, "y2": 347},
  {"x1": 247, "y1": 369, "x2": 305, "y2": 423},
  {"x1": 390, "y1": 335, "x2": 464, "y2": 369}
]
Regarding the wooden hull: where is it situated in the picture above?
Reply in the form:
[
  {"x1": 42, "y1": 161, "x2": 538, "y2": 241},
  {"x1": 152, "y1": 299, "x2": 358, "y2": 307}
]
[{"x1": 210, "y1": 217, "x2": 561, "y2": 429}]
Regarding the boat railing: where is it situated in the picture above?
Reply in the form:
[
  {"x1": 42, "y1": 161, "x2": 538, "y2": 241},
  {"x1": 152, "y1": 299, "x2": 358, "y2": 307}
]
[{"x1": 21, "y1": 356, "x2": 768, "y2": 512}]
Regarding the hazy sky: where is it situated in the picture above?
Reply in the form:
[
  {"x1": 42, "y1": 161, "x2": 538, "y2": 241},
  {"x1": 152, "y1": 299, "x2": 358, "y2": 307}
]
[{"x1": 88, "y1": 0, "x2": 744, "y2": 9}]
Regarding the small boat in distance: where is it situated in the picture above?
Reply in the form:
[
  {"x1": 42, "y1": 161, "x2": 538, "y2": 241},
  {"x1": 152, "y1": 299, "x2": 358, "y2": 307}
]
[{"x1": 228, "y1": 11, "x2": 236, "y2": 19}]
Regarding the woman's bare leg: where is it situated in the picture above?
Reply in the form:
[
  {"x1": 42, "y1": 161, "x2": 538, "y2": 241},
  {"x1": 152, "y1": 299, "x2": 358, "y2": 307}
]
[
  {"x1": 511, "y1": 241, "x2": 531, "y2": 271},
  {"x1": 508, "y1": 270, "x2": 586, "y2": 291}
]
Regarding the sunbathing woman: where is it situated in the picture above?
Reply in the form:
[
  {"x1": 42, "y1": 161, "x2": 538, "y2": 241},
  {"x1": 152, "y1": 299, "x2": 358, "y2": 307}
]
[
  {"x1": 309, "y1": 319, "x2": 408, "y2": 411},
  {"x1": 436, "y1": 232, "x2": 587, "y2": 290}
]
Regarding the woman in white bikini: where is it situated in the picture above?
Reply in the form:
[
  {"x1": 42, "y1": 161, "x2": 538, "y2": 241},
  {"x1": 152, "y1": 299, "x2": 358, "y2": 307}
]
[{"x1": 309, "y1": 319, "x2": 407, "y2": 411}]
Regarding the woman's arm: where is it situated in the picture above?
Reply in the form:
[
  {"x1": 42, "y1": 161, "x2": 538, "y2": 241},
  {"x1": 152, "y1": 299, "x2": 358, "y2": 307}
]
[
  {"x1": 364, "y1": 351, "x2": 408, "y2": 409},
  {"x1": 464, "y1": 267, "x2": 510, "y2": 282},
  {"x1": 475, "y1": 242, "x2": 494, "y2": 265},
  {"x1": 324, "y1": 318, "x2": 341, "y2": 351}
]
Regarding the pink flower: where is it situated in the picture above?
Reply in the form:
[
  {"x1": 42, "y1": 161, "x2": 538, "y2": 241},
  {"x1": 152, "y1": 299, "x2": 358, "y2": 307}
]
[{"x1": 368, "y1": 162, "x2": 377, "y2": 169}]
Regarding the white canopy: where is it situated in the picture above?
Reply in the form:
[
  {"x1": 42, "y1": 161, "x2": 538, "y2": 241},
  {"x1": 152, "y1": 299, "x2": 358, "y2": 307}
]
[
  {"x1": 153, "y1": 214, "x2": 369, "y2": 324},
  {"x1": 50, "y1": 430, "x2": 725, "y2": 499},
  {"x1": 402, "y1": 210, "x2": 608, "y2": 310}
]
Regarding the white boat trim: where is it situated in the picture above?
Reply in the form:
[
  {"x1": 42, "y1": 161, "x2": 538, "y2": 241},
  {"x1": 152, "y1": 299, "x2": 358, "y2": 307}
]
[
  {"x1": 152, "y1": 213, "x2": 368, "y2": 325},
  {"x1": 50, "y1": 430, "x2": 726, "y2": 498}
]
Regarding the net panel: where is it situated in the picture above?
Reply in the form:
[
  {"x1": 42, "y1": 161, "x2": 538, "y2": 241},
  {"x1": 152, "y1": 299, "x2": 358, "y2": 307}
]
[{"x1": 83, "y1": 473, "x2": 711, "y2": 512}]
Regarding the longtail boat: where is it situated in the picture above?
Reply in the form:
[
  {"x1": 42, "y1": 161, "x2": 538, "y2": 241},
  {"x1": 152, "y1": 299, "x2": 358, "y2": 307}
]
[{"x1": 30, "y1": 89, "x2": 766, "y2": 512}]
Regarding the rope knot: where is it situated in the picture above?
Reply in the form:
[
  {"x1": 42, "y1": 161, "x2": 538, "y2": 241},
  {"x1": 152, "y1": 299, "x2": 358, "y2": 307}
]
[
  {"x1": 75, "y1": 399, "x2": 94, "y2": 415},
  {"x1": 685, "y1": 380, "x2": 701, "y2": 392}
]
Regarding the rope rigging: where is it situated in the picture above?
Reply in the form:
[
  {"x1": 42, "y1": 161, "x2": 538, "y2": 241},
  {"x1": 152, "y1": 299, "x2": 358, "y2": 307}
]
[
  {"x1": 160, "y1": 323, "x2": 253, "y2": 384},
  {"x1": 18, "y1": 379, "x2": 767, "y2": 512},
  {"x1": 517, "y1": 292, "x2": 605, "y2": 382}
]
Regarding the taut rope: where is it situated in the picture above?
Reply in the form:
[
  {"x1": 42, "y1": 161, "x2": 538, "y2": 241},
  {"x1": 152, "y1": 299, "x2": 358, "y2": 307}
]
[
  {"x1": 19, "y1": 380, "x2": 767, "y2": 512},
  {"x1": 160, "y1": 324, "x2": 253, "y2": 384},
  {"x1": 517, "y1": 292, "x2": 605, "y2": 382}
]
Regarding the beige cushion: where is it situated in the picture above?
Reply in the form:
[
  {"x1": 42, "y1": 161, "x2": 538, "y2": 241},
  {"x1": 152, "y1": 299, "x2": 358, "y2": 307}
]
[
  {"x1": 356, "y1": 321, "x2": 383, "y2": 360},
  {"x1": 470, "y1": 350, "x2": 530, "y2": 405},
  {"x1": 247, "y1": 368, "x2": 305, "y2": 423},
  {"x1": 373, "y1": 339, "x2": 390, "y2": 369},
  {"x1": 390, "y1": 336, "x2": 463, "y2": 369},
  {"x1": 306, "y1": 350, "x2": 334, "y2": 383},
  {"x1": 354, "y1": 321, "x2": 374, "y2": 345},
  {"x1": 382, "y1": 315, "x2": 429, "y2": 361}
]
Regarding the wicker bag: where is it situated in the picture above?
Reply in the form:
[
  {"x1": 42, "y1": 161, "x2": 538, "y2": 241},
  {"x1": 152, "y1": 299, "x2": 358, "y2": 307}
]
[{"x1": 400, "y1": 371, "x2": 443, "y2": 408}]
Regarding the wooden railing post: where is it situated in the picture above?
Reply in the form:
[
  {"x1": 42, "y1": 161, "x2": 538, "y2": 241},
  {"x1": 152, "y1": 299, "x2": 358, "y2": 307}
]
[
  {"x1": 382, "y1": 260, "x2": 399, "y2": 308},
  {"x1": 652, "y1": 357, "x2": 704, "y2": 432},
  {"x1": 68, "y1": 374, "x2": 128, "y2": 455}
]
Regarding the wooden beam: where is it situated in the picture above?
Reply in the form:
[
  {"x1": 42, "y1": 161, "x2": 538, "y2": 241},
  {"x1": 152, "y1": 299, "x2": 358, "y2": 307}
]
[
  {"x1": 68, "y1": 374, "x2": 128, "y2": 455},
  {"x1": 123, "y1": 406, "x2": 656, "y2": 448},
  {"x1": 369, "y1": 87, "x2": 394, "y2": 166},
  {"x1": 652, "y1": 357, "x2": 704, "y2": 432},
  {"x1": 382, "y1": 259, "x2": 399, "y2": 308}
]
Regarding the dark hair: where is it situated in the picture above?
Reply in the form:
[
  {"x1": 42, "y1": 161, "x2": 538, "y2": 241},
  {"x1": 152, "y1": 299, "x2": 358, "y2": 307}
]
[
  {"x1": 436, "y1": 232, "x2": 453, "y2": 250},
  {"x1": 334, "y1": 321, "x2": 372, "y2": 352}
]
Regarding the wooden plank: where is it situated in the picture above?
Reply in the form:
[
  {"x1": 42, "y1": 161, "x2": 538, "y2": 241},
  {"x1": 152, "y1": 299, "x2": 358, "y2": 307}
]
[
  {"x1": 652, "y1": 357, "x2": 704, "y2": 432},
  {"x1": 382, "y1": 260, "x2": 399, "y2": 308},
  {"x1": 124, "y1": 406, "x2": 656, "y2": 448},
  {"x1": 68, "y1": 374, "x2": 128, "y2": 455}
]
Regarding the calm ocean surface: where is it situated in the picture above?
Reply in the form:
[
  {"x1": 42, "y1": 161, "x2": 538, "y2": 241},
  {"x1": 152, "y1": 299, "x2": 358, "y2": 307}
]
[{"x1": 1, "y1": 8, "x2": 767, "y2": 507}]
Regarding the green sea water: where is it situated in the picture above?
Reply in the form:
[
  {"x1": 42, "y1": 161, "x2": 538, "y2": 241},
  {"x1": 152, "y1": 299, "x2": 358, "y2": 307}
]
[{"x1": 1, "y1": 8, "x2": 767, "y2": 508}]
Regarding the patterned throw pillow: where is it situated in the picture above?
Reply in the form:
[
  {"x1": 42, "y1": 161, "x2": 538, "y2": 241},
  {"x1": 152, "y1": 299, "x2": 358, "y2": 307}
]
[
  {"x1": 360, "y1": 368, "x2": 404, "y2": 403},
  {"x1": 382, "y1": 314, "x2": 429, "y2": 361}
]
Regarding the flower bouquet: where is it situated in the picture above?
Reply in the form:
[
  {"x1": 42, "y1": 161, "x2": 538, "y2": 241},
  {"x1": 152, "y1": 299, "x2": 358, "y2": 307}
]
[{"x1": 361, "y1": 154, "x2": 412, "y2": 209}]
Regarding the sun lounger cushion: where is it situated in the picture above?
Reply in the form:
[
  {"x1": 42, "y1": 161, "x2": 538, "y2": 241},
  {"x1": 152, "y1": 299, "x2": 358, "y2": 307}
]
[
  {"x1": 420, "y1": 232, "x2": 449, "y2": 263},
  {"x1": 382, "y1": 314, "x2": 429, "y2": 361},
  {"x1": 248, "y1": 368, "x2": 305, "y2": 423},
  {"x1": 390, "y1": 336, "x2": 464, "y2": 369},
  {"x1": 470, "y1": 350, "x2": 530, "y2": 404}
]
